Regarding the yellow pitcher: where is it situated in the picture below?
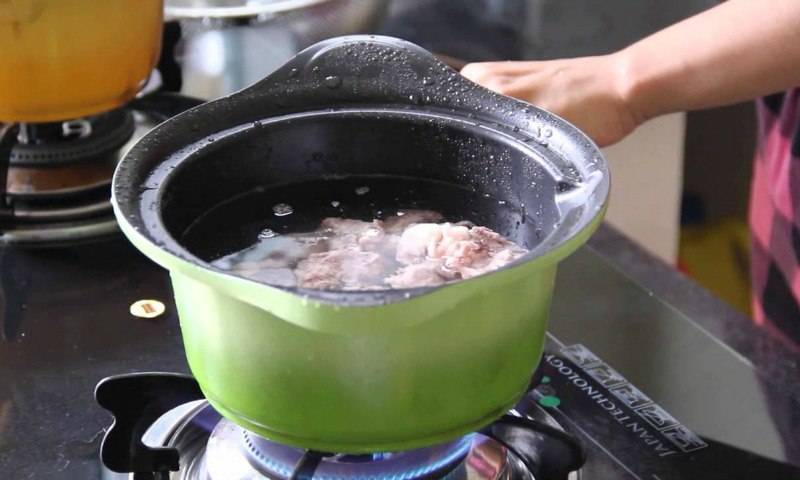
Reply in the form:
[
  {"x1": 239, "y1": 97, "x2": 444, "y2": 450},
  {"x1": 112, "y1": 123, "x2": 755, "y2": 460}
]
[{"x1": 0, "y1": 0, "x2": 163, "y2": 123}]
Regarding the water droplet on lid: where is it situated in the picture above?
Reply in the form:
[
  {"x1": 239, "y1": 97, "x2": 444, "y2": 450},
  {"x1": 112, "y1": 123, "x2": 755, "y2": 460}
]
[
  {"x1": 258, "y1": 229, "x2": 277, "y2": 239},
  {"x1": 512, "y1": 126, "x2": 520, "y2": 132},
  {"x1": 355, "y1": 186, "x2": 370, "y2": 195},
  {"x1": 396, "y1": 211, "x2": 406, "y2": 216},
  {"x1": 312, "y1": 66, "x2": 321, "y2": 73},
  {"x1": 422, "y1": 76, "x2": 435, "y2": 85},
  {"x1": 288, "y1": 68, "x2": 300, "y2": 78},
  {"x1": 272, "y1": 203, "x2": 293, "y2": 216},
  {"x1": 331, "y1": 200, "x2": 341, "y2": 207},
  {"x1": 544, "y1": 128, "x2": 553, "y2": 138},
  {"x1": 409, "y1": 93, "x2": 422, "y2": 105},
  {"x1": 324, "y1": 75, "x2": 342, "y2": 89}
]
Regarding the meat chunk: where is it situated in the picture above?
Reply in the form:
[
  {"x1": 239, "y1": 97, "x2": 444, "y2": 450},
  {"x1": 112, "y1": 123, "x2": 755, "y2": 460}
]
[
  {"x1": 458, "y1": 248, "x2": 521, "y2": 279},
  {"x1": 213, "y1": 209, "x2": 527, "y2": 291},
  {"x1": 321, "y1": 218, "x2": 380, "y2": 237},
  {"x1": 386, "y1": 263, "x2": 446, "y2": 288},
  {"x1": 395, "y1": 223, "x2": 526, "y2": 281},
  {"x1": 395, "y1": 223, "x2": 443, "y2": 264},
  {"x1": 383, "y1": 210, "x2": 445, "y2": 233},
  {"x1": 214, "y1": 233, "x2": 329, "y2": 274},
  {"x1": 296, "y1": 249, "x2": 397, "y2": 290},
  {"x1": 320, "y1": 218, "x2": 387, "y2": 250}
]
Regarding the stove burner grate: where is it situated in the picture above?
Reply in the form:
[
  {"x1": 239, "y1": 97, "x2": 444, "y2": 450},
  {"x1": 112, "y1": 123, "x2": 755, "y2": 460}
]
[
  {"x1": 96, "y1": 374, "x2": 585, "y2": 480},
  {"x1": 240, "y1": 431, "x2": 475, "y2": 480},
  {"x1": 10, "y1": 108, "x2": 135, "y2": 167},
  {"x1": 0, "y1": 92, "x2": 205, "y2": 247}
]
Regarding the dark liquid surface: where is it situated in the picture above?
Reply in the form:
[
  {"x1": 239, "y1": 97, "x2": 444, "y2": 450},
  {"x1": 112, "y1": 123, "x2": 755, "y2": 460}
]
[{"x1": 180, "y1": 175, "x2": 536, "y2": 264}]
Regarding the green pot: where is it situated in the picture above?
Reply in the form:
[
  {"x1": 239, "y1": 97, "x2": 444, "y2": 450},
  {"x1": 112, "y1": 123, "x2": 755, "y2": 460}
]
[{"x1": 112, "y1": 36, "x2": 609, "y2": 453}]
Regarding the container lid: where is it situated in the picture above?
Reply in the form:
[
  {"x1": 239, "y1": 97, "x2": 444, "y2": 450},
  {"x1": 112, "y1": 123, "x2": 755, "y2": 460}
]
[{"x1": 164, "y1": 0, "x2": 329, "y2": 19}]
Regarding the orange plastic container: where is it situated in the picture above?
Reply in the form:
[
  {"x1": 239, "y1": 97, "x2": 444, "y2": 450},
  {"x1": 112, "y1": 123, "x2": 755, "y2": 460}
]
[{"x1": 0, "y1": 0, "x2": 163, "y2": 123}]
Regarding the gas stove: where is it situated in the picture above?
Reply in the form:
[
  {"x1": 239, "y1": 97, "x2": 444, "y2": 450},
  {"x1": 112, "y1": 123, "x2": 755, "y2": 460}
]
[
  {"x1": 94, "y1": 331, "x2": 800, "y2": 480},
  {"x1": 0, "y1": 92, "x2": 202, "y2": 247}
]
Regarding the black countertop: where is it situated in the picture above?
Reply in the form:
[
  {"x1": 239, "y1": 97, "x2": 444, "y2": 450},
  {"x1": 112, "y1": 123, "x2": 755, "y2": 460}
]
[{"x1": 587, "y1": 225, "x2": 800, "y2": 401}]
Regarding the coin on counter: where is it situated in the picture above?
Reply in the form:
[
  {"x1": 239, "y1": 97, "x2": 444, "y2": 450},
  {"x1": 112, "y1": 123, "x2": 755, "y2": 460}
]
[{"x1": 130, "y1": 299, "x2": 166, "y2": 319}]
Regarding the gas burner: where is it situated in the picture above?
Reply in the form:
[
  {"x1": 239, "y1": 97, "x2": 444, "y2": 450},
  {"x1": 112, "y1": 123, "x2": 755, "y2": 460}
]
[
  {"x1": 207, "y1": 417, "x2": 482, "y2": 480},
  {"x1": 0, "y1": 92, "x2": 203, "y2": 247},
  {"x1": 95, "y1": 374, "x2": 585, "y2": 480},
  {"x1": 124, "y1": 402, "x2": 562, "y2": 480},
  {"x1": 196, "y1": 414, "x2": 478, "y2": 480},
  {"x1": 11, "y1": 107, "x2": 135, "y2": 169}
]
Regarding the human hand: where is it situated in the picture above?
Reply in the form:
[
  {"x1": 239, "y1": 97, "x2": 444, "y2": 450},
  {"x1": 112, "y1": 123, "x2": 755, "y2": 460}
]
[{"x1": 461, "y1": 55, "x2": 644, "y2": 147}]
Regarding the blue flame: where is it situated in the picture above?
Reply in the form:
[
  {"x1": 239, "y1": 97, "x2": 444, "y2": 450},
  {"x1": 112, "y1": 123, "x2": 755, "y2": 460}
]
[{"x1": 255, "y1": 435, "x2": 475, "y2": 480}]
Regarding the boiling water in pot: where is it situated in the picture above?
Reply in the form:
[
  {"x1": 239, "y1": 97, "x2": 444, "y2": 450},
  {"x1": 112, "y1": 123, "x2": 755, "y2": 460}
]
[{"x1": 180, "y1": 175, "x2": 537, "y2": 290}]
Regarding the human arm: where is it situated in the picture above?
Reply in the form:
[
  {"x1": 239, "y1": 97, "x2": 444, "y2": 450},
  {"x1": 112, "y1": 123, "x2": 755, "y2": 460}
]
[{"x1": 460, "y1": 0, "x2": 800, "y2": 146}]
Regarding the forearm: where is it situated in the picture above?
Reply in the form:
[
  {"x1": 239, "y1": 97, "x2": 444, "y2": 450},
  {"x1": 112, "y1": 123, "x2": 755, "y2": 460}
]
[{"x1": 617, "y1": 0, "x2": 800, "y2": 119}]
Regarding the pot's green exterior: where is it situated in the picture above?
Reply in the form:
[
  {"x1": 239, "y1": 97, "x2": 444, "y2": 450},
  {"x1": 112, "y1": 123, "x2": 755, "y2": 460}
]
[
  {"x1": 118, "y1": 207, "x2": 604, "y2": 453},
  {"x1": 172, "y1": 266, "x2": 551, "y2": 452}
]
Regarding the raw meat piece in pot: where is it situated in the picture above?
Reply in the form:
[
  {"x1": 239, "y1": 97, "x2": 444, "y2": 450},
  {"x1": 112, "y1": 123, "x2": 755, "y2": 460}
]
[
  {"x1": 395, "y1": 222, "x2": 527, "y2": 282},
  {"x1": 321, "y1": 218, "x2": 388, "y2": 251},
  {"x1": 296, "y1": 248, "x2": 396, "y2": 290},
  {"x1": 383, "y1": 210, "x2": 445, "y2": 233},
  {"x1": 386, "y1": 263, "x2": 446, "y2": 288}
]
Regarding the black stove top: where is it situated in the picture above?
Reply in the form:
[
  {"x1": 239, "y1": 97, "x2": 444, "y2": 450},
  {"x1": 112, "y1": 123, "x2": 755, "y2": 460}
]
[
  {"x1": 0, "y1": 93, "x2": 202, "y2": 247},
  {"x1": 0, "y1": 234, "x2": 798, "y2": 479}
]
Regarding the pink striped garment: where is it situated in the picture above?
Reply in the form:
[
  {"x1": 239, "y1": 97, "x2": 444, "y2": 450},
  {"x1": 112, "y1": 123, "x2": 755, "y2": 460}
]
[{"x1": 750, "y1": 89, "x2": 800, "y2": 345}]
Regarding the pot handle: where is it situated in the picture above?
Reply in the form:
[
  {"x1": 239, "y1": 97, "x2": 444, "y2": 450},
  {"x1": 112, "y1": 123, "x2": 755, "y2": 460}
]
[
  {"x1": 95, "y1": 373, "x2": 204, "y2": 479},
  {"x1": 233, "y1": 35, "x2": 474, "y2": 115},
  {"x1": 231, "y1": 35, "x2": 608, "y2": 212},
  {"x1": 480, "y1": 414, "x2": 586, "y2": 480}
]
